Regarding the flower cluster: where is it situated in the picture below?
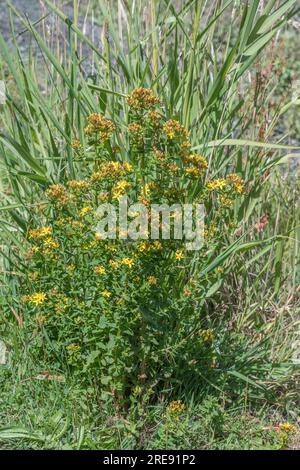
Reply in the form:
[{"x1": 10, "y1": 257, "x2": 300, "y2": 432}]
[
  {"x1": 94, "y1": 265, "x2": 106, "y2": 275},
  {"x1": 226, "y1": 173, "x2": 244, "y2": 194},
  {"x1": 27, "y1": 225, "x2": 59, "y2": 257},
  {"x1": 22, "y1": 292, "x2": 47, "y2": 306},
  {"x1": 278, "y1": 423, "x2": 297, "y2": 434},
  {"x1": 67, "y1": 180, "x2": 90, "y2": 192},
  {"x1": 207, "y1": 178, "x2": 226, "y2": 191},
  {"x1": 71, "y1": 139, "x2": 83, "y2": 151},
  {"x1": 91, "y1": 161, "x2": 133, "y2": 182},
  {"x1": 84, "y1": 113, "x2": 115, "y2": 141},
  {"x1": 112, "y1": 180, "x2": 131, "y2": 199},
  {"x1": 184, "y1": 153, "x2": 208, "y2": 178},
  {"x1": 121, "y1": 257, "x2": 135, "y2": 268},
  {"x1": 28, "y1": 226, "x2": 52, "y2": 240},
  {"x1": 45, "y1": 184, "x2": 72, "y2": 206},
  {"x1": 128, "y1": 123, "x2": 144, "y2": 147},
  {"x1": 163, "y1": 119, "x2": 189, "y2": 142},
  {"x1": 275, "y1": 422, "x2": 297, "y2": 448},
  {"x1": 127, "y1": 87, "x2": 159, "y2": 110},
  {"x1": 167, "y1": 400, "x2": 186, "y2": 414},
  {"x1": 207, "y1": 174, "x2": 244, "y2": 194}
]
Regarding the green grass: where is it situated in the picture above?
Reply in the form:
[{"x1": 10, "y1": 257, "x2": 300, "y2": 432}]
[
  {"x1": 0, "y1": 0, "x2": 299, "y2": 450},
  {"x1": 0, "y1": 360, "x2": 297, "y2": 450}
]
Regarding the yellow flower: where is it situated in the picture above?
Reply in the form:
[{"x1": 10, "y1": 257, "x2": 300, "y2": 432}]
[
  {"x1": 101, "y1": 290, "x2": 112, "y2": 299},
  {"x1": 138, "y1": 241, "x2": 149, "y2": 253},
  {"x1": 220, "y1": 195, "x2": 232, "y2": 207},
  {"x1": 152, "y1": 240, "x2": 162, "y2": 250},
  {"x1": 207, "y1": 178, "x2": 226, "y2": 191},
  {"x1": 204, "y1": 224, "x2": 218, "y2": 241},
  {"x1": 56, "y1": 218, "x2": 66, "y2": 226},
  {"x1": 168, "y1": 163, "x2": 180, "y2": 173},
  {"x1": 163, "y1": 119, "x2": 189, "y2": 141},
  {"x1": 80, "y1": 244, "x2": 91, "y2": 251},
  {"x1": 97, "y1": 192, "x2": 110, "y2": 202},
  {"x1": 95, "y1": 233, "x2": 104, "y2": 241},
  {"x1": 94, "y1": 265, "x2": 106, "y2": 275},
  {"x1": 179, "y1": 140, "x2": 192, "y2": 157},
  {"x1": 66, "y1": 264, "x2": 75, "y2": 273},
  {"x1": 235, "y1": 184, "x2": 244, "y2": 194},
  {"x1": 28, "y1": 226, "x2": 52, "y2": 240},
  {"x1": 138, "y1": 196, "x2": 150, "y2": 206},
  {"x1": 67, "y1": 180, "x2": 90, "y2": 192},
  {"x1": 185, "y1": 167, "x2": 202, "y2": 178},
  {"x1": 128, "y1": 123, "x2": 143, "y2": 134},
  {"x1": 43, "y1": 237, "x2": 59, "y2": 250},
  {"x1": 42, "y1": 249, "x2": 58, "y2": 259},
  {"x1": 48, "y1": 287, "x2": 58, "y2": 296},
  {"x1": 112, "y1": 180, "x2": 131, "y2": 199},
  {"x1": 200, "y1": 329, "x2": 215, "y2": 342},
  {"x1": 109, "y1": 260, "x2": 119, "y2": 269},
  {"x1": 127, "y1": 87, "x2": 159, "y2": 110},
  {"x1": 215, "y1": 266, "x2": 224, "y2": 274},
  {"x1": 184, "y1": 154, "x2": 208, "y2": 178},
  {"x1": 91, "y1": 161, "x2": 133, "y2": 182},
  {"x1": 26, "y1": 292, "x2": 47, "y2": 306},
  {"x1": 107, "y1": 244, "x2": 117, "y2": 253},
  {"x1": 184, "y1": 153, "x2": 208, "y2": 168},
  {"x1": 153, "y1": 148, "x2": 166, "y2": 161},
  {"x1": 71, "y1": 220, "x2": 84, "y2": 230},
  {"x1": 144, "y1": 182, "x2": 156, "y2": 197},
  {"x1": 71, "y1": 139, "x2": 82, "y2": 151},
  {"x1": 39, "y1": 227, "x2": 52, "y2": 237},
  {"x1": 147, "y1": 276, "x2": 157, "y2": 285},
  {"x1": 226, "y1": 173, "x2": 244, "y2": 194},
  {"x1": 79, "y1": 206, "x2": 93, "y2": 217},
  {"x1": 54, "y1": 295, "x2": 71, "y2": 314},
  {"x1": 28, "y1": 272, "x2": 39, "y2": 281},
  {"x1": 121, "y1": 257, "x2": 135, "y2": 268},
  {"x1": 128, "y1": 123, "x2": 144, "y2": 146},
  {"x1": 278, "y1": 423, "x2": 297, "y2": 434},
  {"x1": 45, "y1": 184, "x2": 71, "y2": 206},
  {"x1": 183, "y1": 287, "x2": 192, "y2": 296},
  {"x1": 175, "y1": 250, "x2": 184, "y2": 261},
  {"x1": 123, "y1": 162, "x2": 133, "y2": 172},
  {"x1": 147, "y1": 110, "x2": 161, "y2": 128},
  {"x1": 84, "y1": 113, "x2": 115, "y2": 141},
  {"x1": 167, "y1": 400, "x2": 185, "y2": 414},
  {"x1": 66, "y1": 343, "x2": 81, "y2": 354}
]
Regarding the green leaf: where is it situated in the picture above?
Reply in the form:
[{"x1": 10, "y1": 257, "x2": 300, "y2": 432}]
[
  {"x1": 256, "y1": 0, "x2": 297, "y2": 35},
  {"x1": 227, "y1": 370, "x2": 265, "y2": 390},
  {"x1": 83, "y1": 350, "x2": 101, "y2": 371},
  {"x1": 195, "y1": 139, "x2": 300, "y2": 150},
  {"x1": 0, "y1": 427, "x2": 44, "y2": 441}
]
